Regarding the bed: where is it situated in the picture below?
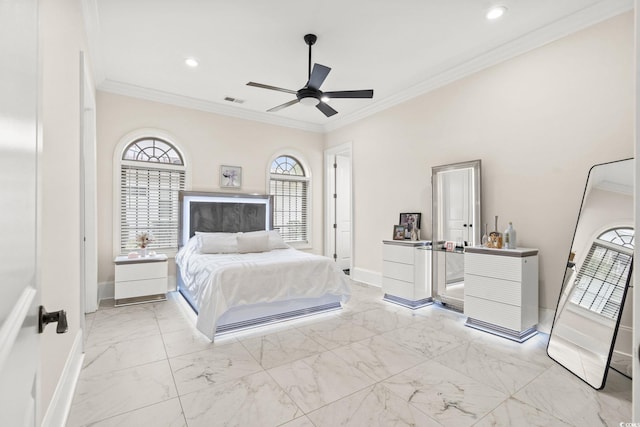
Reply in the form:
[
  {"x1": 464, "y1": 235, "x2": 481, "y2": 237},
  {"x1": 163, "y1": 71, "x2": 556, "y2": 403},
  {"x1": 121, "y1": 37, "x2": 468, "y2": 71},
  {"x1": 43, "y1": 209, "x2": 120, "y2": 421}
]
[{"x1": 176, "y1": 191, "x2": 351, "y2": 340}]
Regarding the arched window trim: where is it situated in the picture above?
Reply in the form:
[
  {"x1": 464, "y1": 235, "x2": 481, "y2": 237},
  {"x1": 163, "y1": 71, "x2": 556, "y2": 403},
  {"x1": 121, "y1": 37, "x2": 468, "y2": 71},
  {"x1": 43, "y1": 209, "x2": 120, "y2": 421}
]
[
  {"x1": 113, "y1": 129, "x2": 191, "y2": 258},
  {"x1": 122, "y1": 137, "x2": 185, "y2": 165},
  {"x1": 266, "y1": 150, "x2": 312, "y2": 249}
]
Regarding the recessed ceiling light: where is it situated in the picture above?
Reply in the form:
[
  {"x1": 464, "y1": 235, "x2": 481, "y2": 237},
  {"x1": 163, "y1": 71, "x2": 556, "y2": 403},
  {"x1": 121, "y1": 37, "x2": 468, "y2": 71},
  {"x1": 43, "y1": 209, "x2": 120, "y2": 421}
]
[
  {"x1": 185, "y1": 57, "x2": 199, "y2": 67},
  {"x1": 486, "y1": 5, "x2": 507, "y2": 20}
]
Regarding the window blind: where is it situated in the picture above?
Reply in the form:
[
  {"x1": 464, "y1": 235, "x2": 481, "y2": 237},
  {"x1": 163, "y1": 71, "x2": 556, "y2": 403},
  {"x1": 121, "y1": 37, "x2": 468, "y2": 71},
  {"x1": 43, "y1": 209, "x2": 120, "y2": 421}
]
[
  {"x1": 570, "y1": 243, "x2": 632, "y2": 320},
  {"x1": 120, "y1": 165, "x2": 185, "y2": 251},
  {"x1": 269, "y1": 178, "x2": 308, "y2": 243}
]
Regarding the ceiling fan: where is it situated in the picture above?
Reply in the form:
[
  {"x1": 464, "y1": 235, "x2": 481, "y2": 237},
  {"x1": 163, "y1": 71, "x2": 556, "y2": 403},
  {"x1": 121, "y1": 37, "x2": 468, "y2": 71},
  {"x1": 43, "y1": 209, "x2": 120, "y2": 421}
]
[{"x1": 247, "y1": 34, "x2": 374, "y2": 117}]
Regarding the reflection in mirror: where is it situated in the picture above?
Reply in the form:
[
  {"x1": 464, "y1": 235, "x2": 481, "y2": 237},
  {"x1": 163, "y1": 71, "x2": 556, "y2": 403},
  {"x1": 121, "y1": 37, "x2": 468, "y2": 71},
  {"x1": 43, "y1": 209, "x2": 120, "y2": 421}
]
[
  {"x1": 431, "y1": 160, "x2": 481, "y2": 311},
  {"x1": 547, "y1": 158, "x2": 634, "y2": 390}
]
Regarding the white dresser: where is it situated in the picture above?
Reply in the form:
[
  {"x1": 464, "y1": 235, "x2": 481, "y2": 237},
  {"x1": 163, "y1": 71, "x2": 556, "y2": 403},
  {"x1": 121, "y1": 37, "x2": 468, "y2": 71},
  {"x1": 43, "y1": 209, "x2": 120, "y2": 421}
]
[
  {"x1": 114, "y1": 254, "x2": 168, "y2": 306},
  {"x1": 382, "y1": 240, "x2": 432, "y2": 308},
  {"x1": 464, "y1": 246, "x2": 539, "y2": 342}
]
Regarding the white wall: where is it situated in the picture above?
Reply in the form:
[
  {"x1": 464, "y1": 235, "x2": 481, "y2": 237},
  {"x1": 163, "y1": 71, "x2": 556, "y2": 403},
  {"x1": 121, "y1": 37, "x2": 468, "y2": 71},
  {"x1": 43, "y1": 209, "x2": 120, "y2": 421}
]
[
  {"x1": 325, "y1": 12, "x2": 634, "y2": 310},
  {"x1": 40, "y1": 0, "x2": 92, "y2": 422},
  {"x1": 95, "y1": 93, "x2": 325, "y2": 286}
]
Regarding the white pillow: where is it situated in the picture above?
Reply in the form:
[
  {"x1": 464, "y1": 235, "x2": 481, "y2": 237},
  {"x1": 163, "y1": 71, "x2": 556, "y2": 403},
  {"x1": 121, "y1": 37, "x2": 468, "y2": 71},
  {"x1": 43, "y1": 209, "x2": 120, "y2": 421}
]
[
  {"x1": 196, "y1": 232, "x2": 238, "y2": 254},
  {"x1": 267, "y1": 230, "x2": 289, "y2": 250},
  {"x1": 237, "y1": 233, "x2": 270, "y2": 253},
  {"x1": 243, "y1": 230, "x2": 289, "y2": 250}
]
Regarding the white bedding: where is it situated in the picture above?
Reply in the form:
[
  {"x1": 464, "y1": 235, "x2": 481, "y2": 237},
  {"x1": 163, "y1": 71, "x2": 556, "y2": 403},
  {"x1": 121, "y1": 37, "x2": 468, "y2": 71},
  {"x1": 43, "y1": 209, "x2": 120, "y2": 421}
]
[{"x1": 176, "y1": 237, "x2": 351, "y2": 339}]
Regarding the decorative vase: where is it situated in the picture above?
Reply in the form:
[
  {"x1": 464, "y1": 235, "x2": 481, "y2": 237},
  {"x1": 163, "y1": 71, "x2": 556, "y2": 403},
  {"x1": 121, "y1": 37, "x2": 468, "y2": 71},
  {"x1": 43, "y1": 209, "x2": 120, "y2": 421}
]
[
  {"x1": 139, "y1": 247, "x2": 147, "y2": 257},
  {"x1": 504, "y1": 222, "x2": 517, "y2": 249},
  {"x1": 410, "y1": 227, "x2": 419, "y2": 241}
]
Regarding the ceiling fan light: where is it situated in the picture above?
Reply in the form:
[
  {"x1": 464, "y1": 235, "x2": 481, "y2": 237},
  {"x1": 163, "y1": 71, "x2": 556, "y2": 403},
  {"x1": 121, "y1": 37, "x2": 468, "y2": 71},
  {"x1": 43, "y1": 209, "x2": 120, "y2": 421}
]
[
  {"x1": 486, "y1": 5, "x2": 507, "y2": 20},
  {"x1": 320, "y1": 96, "x2": 330, "y2": 103},
  {"x1": 299, "y1": 96, "x2": 319, "y2": 106}
]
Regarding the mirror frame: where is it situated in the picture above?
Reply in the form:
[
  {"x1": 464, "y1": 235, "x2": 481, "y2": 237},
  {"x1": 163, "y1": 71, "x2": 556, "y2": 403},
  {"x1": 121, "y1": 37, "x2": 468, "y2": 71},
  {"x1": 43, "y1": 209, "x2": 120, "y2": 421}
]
[
  {"x1": 431, "y1": 159, "x2": 482, "y2": 310},
  {"x1": 547, "y1": 157, "x2": 634, "y2": 390},
  {"x1": 432, "y1": 159, "x2": 482, "y2": 246}
]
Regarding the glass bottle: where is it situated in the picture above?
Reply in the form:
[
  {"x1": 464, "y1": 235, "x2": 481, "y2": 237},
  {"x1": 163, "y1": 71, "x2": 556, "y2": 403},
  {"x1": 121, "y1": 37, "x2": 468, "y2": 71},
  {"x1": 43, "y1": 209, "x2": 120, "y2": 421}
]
[
  {"x1": 504, "y1": 222, "x2": 516, "y2": 249},
  {"x1": 482, "y1": 224, "x2": 488, "y2": 247}
]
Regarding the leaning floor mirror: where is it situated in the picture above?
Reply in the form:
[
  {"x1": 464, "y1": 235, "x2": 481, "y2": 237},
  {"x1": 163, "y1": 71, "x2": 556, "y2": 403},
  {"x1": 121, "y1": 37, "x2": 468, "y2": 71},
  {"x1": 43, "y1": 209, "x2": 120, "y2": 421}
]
[{"x1": 547, "y1": 158, "x2": 634, "y2": 389}]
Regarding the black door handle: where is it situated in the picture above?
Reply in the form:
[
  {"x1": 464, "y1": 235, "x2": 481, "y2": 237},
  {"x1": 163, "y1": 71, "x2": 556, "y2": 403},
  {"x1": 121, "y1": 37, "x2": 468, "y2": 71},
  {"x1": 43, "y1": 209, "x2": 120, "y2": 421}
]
[{"x1": 39, "y1": 305, "x2": 68, "y2": 334}]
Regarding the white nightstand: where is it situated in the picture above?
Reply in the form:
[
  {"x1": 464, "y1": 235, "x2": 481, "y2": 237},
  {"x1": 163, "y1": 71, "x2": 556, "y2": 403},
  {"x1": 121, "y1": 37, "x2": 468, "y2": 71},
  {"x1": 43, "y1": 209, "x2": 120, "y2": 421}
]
[
  {"x1": 114, "y1": 254, "x2": 168, "y2": 306},
  {"x1": 464, "y1": 246, "x2": 539, "y2": 342},
  {"x1": 382, "y1": 240, "x2": 433, "y2": 309}
]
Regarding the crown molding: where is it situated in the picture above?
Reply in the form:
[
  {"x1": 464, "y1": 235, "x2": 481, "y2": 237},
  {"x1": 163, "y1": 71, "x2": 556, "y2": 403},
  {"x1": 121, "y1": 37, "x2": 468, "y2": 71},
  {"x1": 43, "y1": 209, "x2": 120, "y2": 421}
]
[
  {"x1": 324, "y1": 0, "x2": 633, "y2": 132},
  {"x1": 98, "y1": 80, "x2": 325, "y2": 133},
  {"x1": 91, "y1": 0, "x2": 632, "y2": 135}
]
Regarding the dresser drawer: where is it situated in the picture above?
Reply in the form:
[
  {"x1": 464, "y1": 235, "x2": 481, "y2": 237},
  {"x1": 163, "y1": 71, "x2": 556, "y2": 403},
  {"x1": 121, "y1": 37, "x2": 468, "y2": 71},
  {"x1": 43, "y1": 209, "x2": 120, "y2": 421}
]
[
  {"x1": 115, "y1": 277, "x2": 167, "y2": 299},
  {"x1": 465, "y1": 274, "x2": 521, "y2": 306},
  {"x1": 382, "y1": 277, "x2": 414, "y2": 300},
  {"x1": 383, "y1": 261, "x2": 414, "y2": 282},
  {"x1": 464, "y1": 295, "x2": 526, "y2": 331},
  {"x1": 383, "y1": 244, "x2": 414, "y2": 264},
  {"x1": 465, "y1": 252, "x2": 526, "y2": 282},
  {"x1": 116, "y1": 261, "x2": 167, "y2": 282}
]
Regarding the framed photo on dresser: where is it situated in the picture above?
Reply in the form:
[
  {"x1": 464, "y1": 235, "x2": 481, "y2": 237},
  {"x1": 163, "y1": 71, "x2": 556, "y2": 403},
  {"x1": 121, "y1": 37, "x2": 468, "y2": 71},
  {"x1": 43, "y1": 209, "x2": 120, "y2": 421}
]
[
  {"x1": 393, "y1": 225, "x2": 405, "y2": 240},
  {"x1": 399, "y1": 213, "x2": 421, "y2": 239}
]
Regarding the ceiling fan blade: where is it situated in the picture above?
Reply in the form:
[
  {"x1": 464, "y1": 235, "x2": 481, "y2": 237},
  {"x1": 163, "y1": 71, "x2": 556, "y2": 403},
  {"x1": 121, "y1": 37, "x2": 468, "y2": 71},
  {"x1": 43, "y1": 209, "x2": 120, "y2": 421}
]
[
  {"x1": 267, "y1": 99, "x2": 299, "y2": 112},
  {"x1": 316, "y1": 101, "x2": 338, "y2": 117},
  {"x1": 307, "y1": 64, "x2": 331, "y2": 90},
  {"x1": 247, "y1": 82, "x2": 297, "y2": 95},
  {"x1": 323, "y1": 89, "x2": 374, "y2": 99}
]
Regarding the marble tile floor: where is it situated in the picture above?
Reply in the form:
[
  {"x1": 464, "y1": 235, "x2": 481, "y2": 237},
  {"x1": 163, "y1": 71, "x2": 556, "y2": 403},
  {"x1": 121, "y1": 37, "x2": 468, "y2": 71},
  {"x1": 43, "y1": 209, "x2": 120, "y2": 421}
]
[{"x1": 67, "y1": 280, "x2": 631, "y2": 427}]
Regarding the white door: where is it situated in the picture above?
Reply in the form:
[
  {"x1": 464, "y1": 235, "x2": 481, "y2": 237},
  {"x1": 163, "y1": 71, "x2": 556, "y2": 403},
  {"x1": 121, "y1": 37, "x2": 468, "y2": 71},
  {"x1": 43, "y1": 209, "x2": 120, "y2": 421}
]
[
  {"x1": 0, "y1": 0, "x2": 40, "y2": 425},
  {"x1": 335, "y1": 153, "x2": 352, "y2": 270},
  {"x1": 324, "y1": 143, "x2": 352, "y2": 271},
  {"x1": 441, "y1": 168, "x2": 472, "y2": 244}
]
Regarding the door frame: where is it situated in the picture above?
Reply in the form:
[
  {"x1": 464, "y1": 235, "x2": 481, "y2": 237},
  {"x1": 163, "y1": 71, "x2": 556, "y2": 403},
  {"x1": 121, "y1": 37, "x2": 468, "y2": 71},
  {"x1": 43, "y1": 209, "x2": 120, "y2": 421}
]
[
  {"x1": 79, "y1": 52, "x2": 98, "y2": 314},
  {"x1": 324, "y1": 142, "x2": 353, "y2": 271}
]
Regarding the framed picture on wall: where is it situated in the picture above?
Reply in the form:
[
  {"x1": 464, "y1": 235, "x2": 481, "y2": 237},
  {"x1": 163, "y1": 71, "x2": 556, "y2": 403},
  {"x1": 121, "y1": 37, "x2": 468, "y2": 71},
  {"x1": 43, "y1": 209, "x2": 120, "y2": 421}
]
[
  {"x1": 399, "y1": 213, "x2": 421, "y2": 239},
  {"x1": 220, "y1": 165, "x2": 242, "y2": 188},
  {"x1": 393, "y1": 225, "x2": 405, "y2": 240}
]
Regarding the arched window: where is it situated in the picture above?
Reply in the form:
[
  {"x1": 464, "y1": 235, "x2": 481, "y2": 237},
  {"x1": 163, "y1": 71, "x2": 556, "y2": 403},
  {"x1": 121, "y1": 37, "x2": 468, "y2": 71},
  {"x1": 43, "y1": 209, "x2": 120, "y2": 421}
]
[
  {"x1": 269, "y1": 154, "x2": 310, "y2": 244},
  {"x1": 570, "y1": 227, "x2": 634, "y2": 320},
  {"x1": 119, "y1": 137, "x2": 186, "y2": 252}
]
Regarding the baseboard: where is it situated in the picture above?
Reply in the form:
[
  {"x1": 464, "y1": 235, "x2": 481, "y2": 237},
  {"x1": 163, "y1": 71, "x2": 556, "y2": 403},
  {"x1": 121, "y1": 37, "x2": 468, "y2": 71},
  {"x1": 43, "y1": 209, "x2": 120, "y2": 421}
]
[
  {"x1": 351, "y1": 267, "x2": 382, "y2": 287},
  {"x1": 537, "y1": 307, "x2": 555, "y2": 334},
  {"x1": 41, "y1": 330, "x2": 84, "y2": 427},
  {"x1": 98, "y1": 280, "x2": 114, "y2": 303}
]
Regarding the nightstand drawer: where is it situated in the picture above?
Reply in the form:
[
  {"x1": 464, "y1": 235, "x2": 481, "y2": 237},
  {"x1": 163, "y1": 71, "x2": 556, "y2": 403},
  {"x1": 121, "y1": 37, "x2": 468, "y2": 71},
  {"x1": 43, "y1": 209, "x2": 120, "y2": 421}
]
[
  {"x1": 465, "y1": 252, "x2": 524, "y2": 282},
  {"x1": 115, "y1": 277, "x2": 167, "y2": 300},
  {"x1": 383, "y1": 261, "x2": 414, "y2": 282},
  {"x1": 465, "y1": 274, "x2": 521, "y2": 306},
  {"x1": 465, "y1": 295, "x2": 523, "y2": 331},
  {"x1": 116, "y1": 261, "x2": 167, "y2": 282},
  {"x1": 382, "y1": 277, "x2": 413, "y2": 300},
  {"x1": 383, "y1": 244, "x2": 414, "y2": 264}
]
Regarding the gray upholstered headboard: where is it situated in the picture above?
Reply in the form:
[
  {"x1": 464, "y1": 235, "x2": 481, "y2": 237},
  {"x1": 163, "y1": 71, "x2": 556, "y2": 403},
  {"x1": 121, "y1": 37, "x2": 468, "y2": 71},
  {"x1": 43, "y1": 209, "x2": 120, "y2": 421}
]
[{"x1": 178, "y1": 191, "x2": 273, "y2": 247}]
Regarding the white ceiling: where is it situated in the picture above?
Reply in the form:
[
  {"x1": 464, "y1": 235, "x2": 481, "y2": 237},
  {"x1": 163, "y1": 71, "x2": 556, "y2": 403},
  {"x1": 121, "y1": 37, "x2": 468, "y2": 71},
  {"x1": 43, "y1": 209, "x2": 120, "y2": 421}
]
[{"x1": 84, "y1": 0, "x2": 632, "y2": 133}]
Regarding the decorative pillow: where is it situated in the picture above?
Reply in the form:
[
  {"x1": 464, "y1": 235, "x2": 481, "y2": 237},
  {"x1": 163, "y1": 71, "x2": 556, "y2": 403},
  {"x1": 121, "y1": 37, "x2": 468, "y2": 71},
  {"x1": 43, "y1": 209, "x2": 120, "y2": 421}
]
[
  {"x1": 237, "y1": 232, "x2": 270, "y2": 253},
  {"x1": 196, "y1": 232, "x2": 238, "y2": 254},
  {"x1": 267, "y1": 230, "x2": 289, "y2": 249},
  {"x1": 243, "y1": 230, "x2": 289, "y2": 250}
]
